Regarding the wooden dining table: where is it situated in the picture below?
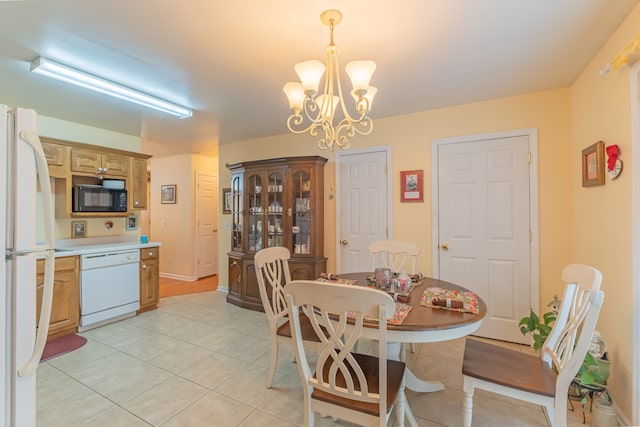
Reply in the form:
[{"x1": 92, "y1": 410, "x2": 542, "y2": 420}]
[{"x1": 338, "y1": 272, "x2": 488, "y2": 427}]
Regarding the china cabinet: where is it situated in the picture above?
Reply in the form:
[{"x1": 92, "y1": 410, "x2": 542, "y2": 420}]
[{"x1": 227, "y1": 156, "x2": 327, "y2": 311}]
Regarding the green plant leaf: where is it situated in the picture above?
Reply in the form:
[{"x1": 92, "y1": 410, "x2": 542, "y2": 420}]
[{"x1": 542, "y1": 311, "x2": 556, "y2": 326}]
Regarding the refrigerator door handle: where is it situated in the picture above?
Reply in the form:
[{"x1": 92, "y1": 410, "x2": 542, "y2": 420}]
[{"x1": 17, "y1": 130, "x2": 56, "y2": 378}]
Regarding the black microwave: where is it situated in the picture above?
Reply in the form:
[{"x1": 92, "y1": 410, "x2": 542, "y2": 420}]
[{"x1": 72, "y1": 186, "x2": 128, "y2": 212}]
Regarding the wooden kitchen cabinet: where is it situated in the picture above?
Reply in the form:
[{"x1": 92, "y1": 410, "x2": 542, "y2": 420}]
[
  {"x1": 36, "y1": 256, "x2": 79, "y2": 339},
  {"x1": 39, "y1": 136, "x2": 153, "y2": 218},
  {"x1": 70, "y1": 147, "x2": 129, "y2": 176},
  {"x1": 226, "y1": 156, "x2": 327, "y2": 311},
  {"x1": 138, "y1": 247, "x2": 159, "y2": 313},
  {"x1": 130, "y1": 157, "x2": 149, "y2": 210},
  {"x1": 41, "y1": 139, "x2": 68, "y2": 178}
]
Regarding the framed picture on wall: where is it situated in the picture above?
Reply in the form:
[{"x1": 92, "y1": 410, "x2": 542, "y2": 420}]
[
  {"x1": 71, "y1": 220, "x2": 87, "y2": 238},
  {"x1": 126, "y1": 215, "x2": 138, "y2": 230},
  {"x1": 223, "y1": 187, "x2": 232, "y2": 214},
  {"x1": 582, "y1": 141, "x2": 605, "y2": 187},
  {"x1": 161, "y1": 184, "x2": 177, "y2": 204},
  {"x1": 400, "y1": 170, "x2": 424, "y2": 202}
]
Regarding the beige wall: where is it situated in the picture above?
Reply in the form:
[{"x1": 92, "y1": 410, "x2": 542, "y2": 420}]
[
  {"x1": 569, "y1": 4, "x2": 640, "y2": 419},
  {"x1": 150, "y1": 154, "x2": 217, "y2": 280}
]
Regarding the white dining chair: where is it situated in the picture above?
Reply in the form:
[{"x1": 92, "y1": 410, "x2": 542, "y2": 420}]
[
  {"x1": 369, "y1": 240, "x2": 420, "y2": 355},
  {"x1": 461, "y1": 264, "x2": 604, "y2": 427},
  {"x1": 369, "y1": 240, "x2": 420, "y2": 274},
  {"x1": 284, "y1": 279, "x2": 408, "y2": 427},
  {"x1": 254, "y1": 247, "x2": 321, "y2": 388}
]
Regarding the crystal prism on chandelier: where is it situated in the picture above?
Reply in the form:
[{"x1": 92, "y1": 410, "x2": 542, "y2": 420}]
[{"x1": 283, "y1": 9, "x2": 377, "y2": 151}]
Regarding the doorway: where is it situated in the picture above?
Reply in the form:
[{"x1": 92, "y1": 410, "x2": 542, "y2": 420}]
[
  {"x1": 335, "y1": 146, "x2": 392, "y2": 273},
  {"x1": 432, "y1": 129, "x2": 539, "y2": 343},
  {"x1": 196, "y1": 172, "x2": 218, "y2": 278}
]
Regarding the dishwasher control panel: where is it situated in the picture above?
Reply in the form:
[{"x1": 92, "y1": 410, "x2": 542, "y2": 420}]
[{"x1": 80, "y1": 249, "x2": 140, "y2": 270}]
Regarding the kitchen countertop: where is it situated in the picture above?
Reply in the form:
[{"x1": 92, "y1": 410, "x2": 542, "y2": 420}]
[{"x1": 52, "y1": 237, "x2": 161, "y2": 257}]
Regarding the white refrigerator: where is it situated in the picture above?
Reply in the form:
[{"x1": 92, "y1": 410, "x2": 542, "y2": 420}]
[{"x1": 1, "y1": 106, "x2": 55, "y2": 426}]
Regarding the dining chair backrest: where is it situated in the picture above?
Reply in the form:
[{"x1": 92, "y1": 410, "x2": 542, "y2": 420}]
[
  {"x1": 461, "y1": 263, "x2": 604, "y2": 427},
  {"x1": 254, "y1": 246, "x2": 295, "y2": 388},
  {"x1": 255, "y1": 246, "x2": 292, "y2": 329},
  {"x1": 369, "y1": 240, "x2": 419, "y2": 274},
  {"x1": 542, "y1": 264, "x2": 603, "y2": 383},
  {"x1": 284, "y1": 280, "x2": 406, "y2": 427}
]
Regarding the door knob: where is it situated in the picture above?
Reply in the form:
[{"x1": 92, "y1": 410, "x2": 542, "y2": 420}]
[
  {"x1": 340, "y1": 239, "x2": 349, "y2": 246},
  {"x1": 213, "y1": 229, "x2": 218, "y2": 232},
  {"x1": 440, "y1": 243, "x2": 449, "y2": 250}
]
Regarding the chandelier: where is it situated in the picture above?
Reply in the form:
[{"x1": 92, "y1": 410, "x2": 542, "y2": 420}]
[{"x1": 283, "y1": 9, "x2": 377, "y2": 151}]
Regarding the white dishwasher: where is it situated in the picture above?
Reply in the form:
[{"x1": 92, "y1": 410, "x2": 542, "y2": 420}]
[{"x1": 79, "y1": 249, "x2": 140, "y2": 331}]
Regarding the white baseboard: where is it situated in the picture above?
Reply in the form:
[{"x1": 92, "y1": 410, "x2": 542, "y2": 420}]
[{"x1": 159, "y1": 272, "x2": 197, "y2": 282}]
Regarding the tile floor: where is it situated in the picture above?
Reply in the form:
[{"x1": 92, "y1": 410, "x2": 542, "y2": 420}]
[{"x1": 37, "y1": 290, "x2": 594, "y2": 426}]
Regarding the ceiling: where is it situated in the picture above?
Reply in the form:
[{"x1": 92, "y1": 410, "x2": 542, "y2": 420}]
[{"x1": 1, "y1": 0, "x2": 638, "y2": 156}]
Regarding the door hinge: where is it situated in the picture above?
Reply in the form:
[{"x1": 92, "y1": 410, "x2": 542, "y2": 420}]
[
  {"x1": 529, "y1": 230, "x2": 532, "y2": 242},
  {"x1": 384, "y1": 164, "x2": 388, "y2": 174},
  {"x1": 528, "y1": 152, "x2": 532, "y2": 164}
]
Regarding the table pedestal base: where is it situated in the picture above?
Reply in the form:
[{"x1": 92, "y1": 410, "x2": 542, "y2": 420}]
[{"x1": 387, "y1": 342, "x2": 445, "y2": 427}]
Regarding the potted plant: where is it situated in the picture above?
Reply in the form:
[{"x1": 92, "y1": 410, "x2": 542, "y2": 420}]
[{"x1": 519, "y1": 308, "x2": 610, "y2": 386}]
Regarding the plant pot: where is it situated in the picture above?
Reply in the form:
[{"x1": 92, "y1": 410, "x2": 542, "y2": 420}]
[
  {"x1": 592, "y1": 398, "x2": 617, "y2": 427},
  {"x1": 589, "y1": 358, "x2": 611, "y2": 385}
]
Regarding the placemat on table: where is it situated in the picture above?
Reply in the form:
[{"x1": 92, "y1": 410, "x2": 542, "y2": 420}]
[
  {"x1": 317, "y1": 277, "x2": 357, "y2": 285},
  {"x1": 421, "y1": 287, "x2": 480, "y2": 314},
  {"x1": 348, "y1": 303, "x2": 412, "y2": 325}
]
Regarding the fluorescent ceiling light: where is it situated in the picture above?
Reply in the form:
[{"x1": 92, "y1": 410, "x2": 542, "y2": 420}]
[{"x1": 30, "y1": 56, "x2": 192, "y2": 118}]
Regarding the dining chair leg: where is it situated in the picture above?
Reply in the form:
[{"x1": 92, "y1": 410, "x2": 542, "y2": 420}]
[
  {"x1": 266, "y1": 340, "x2": 278, "y2": 388},
  {"x1": 462, "y1": 376, "x2": 474, "y2": 427},
  {"x1": 395, "y1": 383, "x2": 407, "y2": 427}
]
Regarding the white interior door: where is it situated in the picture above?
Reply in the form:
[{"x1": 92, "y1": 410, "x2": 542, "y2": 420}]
[
  {"x1": 335, "y1": 147, "x2": 392, "y2": 273},
  {"x1": 433, "y1": 130, "x2": 539, "y2": 343},
  {"x1": 197, "y1": 173, "x2": 217, "y2": 278}
]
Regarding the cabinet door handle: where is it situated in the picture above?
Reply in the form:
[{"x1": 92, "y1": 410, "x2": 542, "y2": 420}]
[
  {"x1": 148, "y1": 252, "x2": 153, "y2": 256},
  {"x1": 142, "y1": 264, "x2": 147, "y2": 269}
]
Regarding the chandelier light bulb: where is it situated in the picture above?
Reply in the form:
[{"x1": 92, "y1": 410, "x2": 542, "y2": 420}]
[
  {"x1": 283, "y1": 82, "x2": 305, "y2": 112},
  {"x1": 295, "y1": 60, "x2": 326, "y2": 96},
  {"x1": 345, "y1": 60, "x2": 376, "y2": 94}
]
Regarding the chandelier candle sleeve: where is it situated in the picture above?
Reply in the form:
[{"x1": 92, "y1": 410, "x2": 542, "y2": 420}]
[{"x1": 283, "y1": 9, "x2": 377, "y2": 151}]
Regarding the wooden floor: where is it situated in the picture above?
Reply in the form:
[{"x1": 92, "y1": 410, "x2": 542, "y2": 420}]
[{"x1": 159, "y1": 275, "x2": 218, "y2": 298}]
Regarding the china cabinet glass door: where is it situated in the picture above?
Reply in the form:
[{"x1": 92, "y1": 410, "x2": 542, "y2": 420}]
[
  {"x1": 292, "y1": 170, "x2": 312, "y2": 254},
  {"x1": 231, "y1": 174, "x2": 243, "y2": 251},
  {"x1": 266, "y1": 170, "x2": 284, "y2": 249},
  {"x1": 247, "y1": 173, "x2": 263, "y2": 252}
]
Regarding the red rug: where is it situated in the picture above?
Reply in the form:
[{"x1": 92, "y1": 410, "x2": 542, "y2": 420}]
[{"x1": 40, "y1": 333, "x2": 87, "y2": 362}]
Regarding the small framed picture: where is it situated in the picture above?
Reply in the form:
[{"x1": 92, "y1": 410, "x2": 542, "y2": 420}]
[
  {"x1": 161, "y1": 184, "x2": 177, "y2": 204},
  {"x1": 222, "y1": 187, "x2": 232, "y2": 214},
  {"x1": 400, "y1": 170, "x2": 424, "y2": 202},
  {"x1": 582, "y1": 141, "x2": 605, "y2": 187},
  {"x1": 71, "y1": 220, "x2": 87, "y2": 238},
  {"x1": 126, "y1": 215, "x2": 138, "y2": 230}
]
